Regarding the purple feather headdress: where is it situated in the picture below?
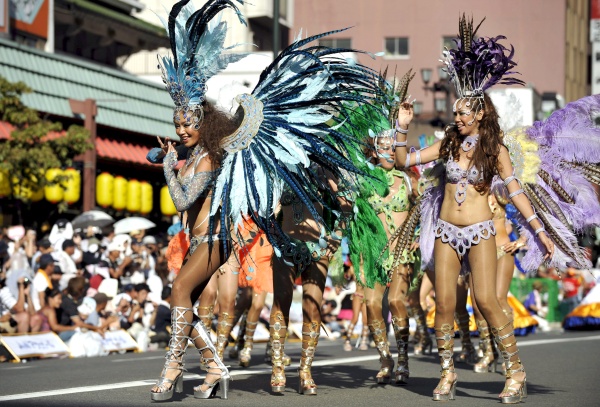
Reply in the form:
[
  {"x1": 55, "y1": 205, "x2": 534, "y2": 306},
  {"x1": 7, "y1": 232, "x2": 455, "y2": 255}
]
[{"x1": 441, "y1": 14, "x2": 525, "y2": 102}]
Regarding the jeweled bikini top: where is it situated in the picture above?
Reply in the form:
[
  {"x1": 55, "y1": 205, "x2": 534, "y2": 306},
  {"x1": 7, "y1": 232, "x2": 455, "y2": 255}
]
[{"x1": 445, "y1": 135, "x2": 483, "y2": 204}]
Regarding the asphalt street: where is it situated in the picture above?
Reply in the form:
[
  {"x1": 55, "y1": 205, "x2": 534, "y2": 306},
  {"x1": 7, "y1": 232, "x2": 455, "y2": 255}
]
[{"x1": 0, "y1": 330, "x2": 598, "y2": 407}]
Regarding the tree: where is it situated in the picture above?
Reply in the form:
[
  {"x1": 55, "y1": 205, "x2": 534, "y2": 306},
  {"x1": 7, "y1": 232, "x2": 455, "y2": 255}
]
[{"x1": 0, "y1": 76, "x2": 92, "y2": 213}]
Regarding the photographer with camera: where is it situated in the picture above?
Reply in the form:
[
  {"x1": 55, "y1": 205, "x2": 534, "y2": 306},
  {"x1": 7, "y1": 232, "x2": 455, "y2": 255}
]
[{"x1": 0, "y1": 272, "x2": 39, "y2": 333}]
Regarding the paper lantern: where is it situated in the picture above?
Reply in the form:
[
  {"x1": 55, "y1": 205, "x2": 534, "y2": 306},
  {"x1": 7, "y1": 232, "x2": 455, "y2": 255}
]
[
  {"x1": 140, "y1": 181, "x2": 153, "y2": 214},
  {"x1": 126, "y1": 179, "x2": 141, "y2": 213},
  {"x1": 44, "y1": 168, "x2": 64, "y2": 203},
  {"x1": 30, "y1": 185, "x2": 44, "y2": 202},
  {"x1": 113, "y1": 176, "x2": 127, "y2": 211},
  {"x1": 63, "y1": 168, "x2": 81, "y2": 204},
  {"x1": 160, "y1": 185, "x2": 177, "y2": 216},
  {"x1": 96, "y1": 172, "x2": 114, "y2": 207},
  {"x1": 0, "y1": 170, "x2": 11, "y2": 198}
]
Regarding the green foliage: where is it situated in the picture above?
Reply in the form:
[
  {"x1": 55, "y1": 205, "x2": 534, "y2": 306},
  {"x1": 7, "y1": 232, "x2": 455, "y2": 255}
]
[{"x1": 0, "y1": 76, "x2": 92, "y2": 205}]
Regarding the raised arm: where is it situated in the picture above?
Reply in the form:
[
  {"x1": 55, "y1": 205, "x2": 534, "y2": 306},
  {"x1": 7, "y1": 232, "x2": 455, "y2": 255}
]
[
  {"x1": 163, "y1": 143, "x2": 215, "y2": 212},
  {"x1": 497, "y1": 146, "x2": 554, "y2": 259},
  {"x1": 393, "y1": 102, "x2": 441, "y2": 168}
]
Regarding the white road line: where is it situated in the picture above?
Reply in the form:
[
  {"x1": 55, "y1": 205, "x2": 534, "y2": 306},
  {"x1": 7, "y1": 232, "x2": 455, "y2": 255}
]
[{"x1": 0, "y1": 335, "x2": 598, "y2": 402}]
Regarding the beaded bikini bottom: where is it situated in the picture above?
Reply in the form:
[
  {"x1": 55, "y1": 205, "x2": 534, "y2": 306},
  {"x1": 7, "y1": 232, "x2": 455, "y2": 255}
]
[{"x1": 434, "y1": 219, "x2": 496, "y2": 257}]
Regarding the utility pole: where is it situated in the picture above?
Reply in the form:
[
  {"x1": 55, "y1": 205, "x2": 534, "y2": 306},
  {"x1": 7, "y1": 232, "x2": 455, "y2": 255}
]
[
  {"x1": 69, "y1": 98, "x2": 97, "y2": 212},
  {"x1": 272, "y1": 0, "x2": 280, "y2": 56}
]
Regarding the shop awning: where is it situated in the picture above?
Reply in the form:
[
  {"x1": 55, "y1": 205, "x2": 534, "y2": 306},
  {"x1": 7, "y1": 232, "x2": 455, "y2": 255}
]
[{"x1": 0, "y1": 121, "x2": 159, "y2": 167}]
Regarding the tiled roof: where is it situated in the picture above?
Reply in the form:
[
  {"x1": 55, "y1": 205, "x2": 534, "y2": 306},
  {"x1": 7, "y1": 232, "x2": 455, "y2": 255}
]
[{"x1": 0, "y1": 38, "x2": 174, "y2": 140}]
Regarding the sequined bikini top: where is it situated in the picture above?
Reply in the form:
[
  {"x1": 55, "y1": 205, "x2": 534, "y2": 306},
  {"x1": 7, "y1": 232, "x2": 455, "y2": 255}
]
[
  {"x1": 368, "y1": 169, "x2": 410, "y2": 214},
  {"x1": 446, "y1": 135, "x2": 484, "y2": 205},
  {"x1": 176, "y1": 149, "x2": 216, "y2": 197},
  {"x1": 445, "y1": 159, "x2": 483, "y2": 185}
]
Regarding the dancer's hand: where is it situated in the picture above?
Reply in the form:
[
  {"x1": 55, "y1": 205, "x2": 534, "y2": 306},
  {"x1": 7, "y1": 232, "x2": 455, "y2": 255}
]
[
  {"x1": 409, "y1": 241, "x2": 420, "y2": 252},
  {"x1": 538, "y1": 232, "x2": 554, "y2": 261},
  {"x1": 157, "y1": 136, "x2": 169, "y2": 156},
  {"x1": 396, "y1": 99, "x2": 414, "y2": 128},
  {"x1": 502, "y1": 238, "x2": 526, "y2": 255}
]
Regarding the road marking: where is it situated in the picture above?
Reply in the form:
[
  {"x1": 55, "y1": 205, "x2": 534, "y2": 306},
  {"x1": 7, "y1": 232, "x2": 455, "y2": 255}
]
[{"x1": 0, "y1": 334, "x2": 598, "y2": 401}]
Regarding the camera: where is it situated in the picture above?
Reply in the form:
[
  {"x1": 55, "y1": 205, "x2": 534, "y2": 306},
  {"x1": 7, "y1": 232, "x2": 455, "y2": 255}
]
[{"x1": 19, "y1": 278, "x2": 30, "y2": 288}]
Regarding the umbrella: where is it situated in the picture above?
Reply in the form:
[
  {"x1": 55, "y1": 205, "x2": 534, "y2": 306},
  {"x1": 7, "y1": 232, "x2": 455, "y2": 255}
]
[
  {"x1": 71, "y1": 210, "x2": 115, "y2": 229},
  {"x1": 113, "y1": 217, "x2": 156, "y2": 235}
]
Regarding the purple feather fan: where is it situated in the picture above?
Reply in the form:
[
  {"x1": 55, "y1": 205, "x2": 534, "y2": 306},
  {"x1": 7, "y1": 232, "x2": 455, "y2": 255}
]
[{"x1": 419, "y1": 163, "x2": 446, "y2": 271}]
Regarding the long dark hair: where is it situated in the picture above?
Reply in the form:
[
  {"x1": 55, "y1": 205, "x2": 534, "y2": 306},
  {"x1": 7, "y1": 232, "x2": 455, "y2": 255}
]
[
  {"x1": 439, "y1": 93, "x2": 502, "y2": 193},
  {"x1": 198, "y1": 102, "x2": 241, "y2": 167}
]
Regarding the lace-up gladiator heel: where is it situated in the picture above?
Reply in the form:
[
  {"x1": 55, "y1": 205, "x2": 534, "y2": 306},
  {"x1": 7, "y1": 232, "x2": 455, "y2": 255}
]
[
  {"x1": 298, "y1": 321, "x2": 320, "y2": 395},
  {"x1": 238, "y1": 320, "x2": 257, "y2": 367},
  {"x1": 215, "y1": 312, "x2": 235, "y2": 361},
  {"x1": 391, "y1": 316, "x2": 410, "y2": 385},
  {"x1": 369, "y1": 319, "x2": 394, "y2": 385},
  {"x1": 191, "y1": 317, "x2": 231, "y2": 399},
  {"x1": 359, "y1": 326, "x2": 370, "y2": 351},
  {"x1": 454, "y1": 312, "x2": 477, "y2": 364},
  {"x1": 432, "y1": 323, "x2": 458, "y2": 401},
  {"x1": 474, "y1": 319, "x2": 498, "y2": 373},
  {"x1": 411, "y1": 306, "x2": 433, "y2": 356},
  {"x1": 229, "y1": 311, "x2": 246, "y2": 360},
  {"x1": 343, "y1": 322, "x2": 355, "y2": 351},
  {"x1": 492, "y1": 321, "x2": 527, "y2": 404},
  {"x1": 269, "y1": 311, "x2": 288, "y2": 393},
  {"x1": 150, "y1": 307, "x2": 191, "y2": 401}
]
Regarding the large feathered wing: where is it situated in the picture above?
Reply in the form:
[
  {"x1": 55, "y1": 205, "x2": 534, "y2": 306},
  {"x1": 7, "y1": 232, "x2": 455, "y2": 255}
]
[
  {"x1": 504, "y1": 95, "x2": 600, "y2": 271},
  {"x1": 211, "y1": 28, "x2": 386, "y2": 262}
]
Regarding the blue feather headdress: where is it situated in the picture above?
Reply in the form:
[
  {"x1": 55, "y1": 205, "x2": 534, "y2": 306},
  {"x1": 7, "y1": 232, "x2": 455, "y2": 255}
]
[
  {"x1": 157, "y1": 0, "x2": 248, "y2": 126},
  {"x1": 441, "y1": 14, "x2": 525, "y2": 113}
]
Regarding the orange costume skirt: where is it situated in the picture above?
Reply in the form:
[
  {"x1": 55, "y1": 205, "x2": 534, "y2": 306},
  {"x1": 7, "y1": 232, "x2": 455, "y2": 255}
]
[{"x1": 237, "y1": 217, "x2": 274, "y2": 294}]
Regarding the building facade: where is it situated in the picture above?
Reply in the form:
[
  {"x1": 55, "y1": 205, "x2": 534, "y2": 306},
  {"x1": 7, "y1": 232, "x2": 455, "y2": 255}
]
[{"x1": 293, "y1": 0, "x2": 591, "y2": 122}]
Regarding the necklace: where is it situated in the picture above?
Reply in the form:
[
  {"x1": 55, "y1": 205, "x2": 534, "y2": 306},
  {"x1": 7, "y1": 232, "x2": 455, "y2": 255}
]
[
  {"x1": 185, "y1": 144, "x2": 203, "y2": 167},
  {"x1": 461, "y1": 135, "x2": 479, "y2": 152}
]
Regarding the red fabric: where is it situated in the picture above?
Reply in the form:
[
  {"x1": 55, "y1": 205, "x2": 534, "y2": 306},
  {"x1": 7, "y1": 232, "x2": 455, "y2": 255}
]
[
  {"x1": 89, "y1": 274, "x2": 104, "y2": 290},
  {"x1": 562, "y1": 276, "x2": 581, "y2": 299}
]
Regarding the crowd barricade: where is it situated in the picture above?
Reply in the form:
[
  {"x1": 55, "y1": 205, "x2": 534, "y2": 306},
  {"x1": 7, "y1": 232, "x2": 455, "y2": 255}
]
[
  {"x1": 0, "y1": 329, "x2": 138, "y2": 361},
  {"x1": 509, "y1": 278, "x2": 563, "y2": 322}
]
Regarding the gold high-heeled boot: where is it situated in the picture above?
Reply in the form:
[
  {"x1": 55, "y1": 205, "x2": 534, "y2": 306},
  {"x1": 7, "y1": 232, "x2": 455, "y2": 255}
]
[
  {"x1": 343, "y1": 322, "x2": 355, "y2": 351},
  {"x1": 491, "y1": 321, "x2": 527, "y2": 404},
  {"x1": 411, "y1": 306, "x2": 433, "y2": 356},
  {"x1": 269, "y1": 311, "x2": 288, "y2": 393},
  {"x1": 215, "y1": 312, "x2": 235, "y2": 361},
  {"x1": 391, "y1": 316, "x2": 409, "y2": 385},
  {"x1": 150, "y1": 307, "x2": 191, "y2": 401},
  {"x1": 298, "y1": 321, "x2": 320, "y2": 395},
  {"x1": 229, "y1": 311, "x2": 246, "y2": 359},
  {"x1": 238, "y1": 320, "x2": 257, "y2": 368},
  {"x1": 454, "y1": 312, "x2": 476, "y2": 363},
  {"x1": 369, "y1": 319, "x2": 394, "y2": 385},
  {"x1": 197, "y1": 305, "x2": 214, "y2": 331},
  {"x1": 474, "y1": 319, "x2": 498, "y2": 373},
  {"x1": 432, "y1": 323, "x2": 457, "y2": 401}
]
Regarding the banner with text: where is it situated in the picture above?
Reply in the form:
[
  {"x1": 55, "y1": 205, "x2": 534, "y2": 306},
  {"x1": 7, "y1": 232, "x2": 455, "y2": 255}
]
[{"x1": 1, "y1": 332, "x2": 69, "y2": 361}]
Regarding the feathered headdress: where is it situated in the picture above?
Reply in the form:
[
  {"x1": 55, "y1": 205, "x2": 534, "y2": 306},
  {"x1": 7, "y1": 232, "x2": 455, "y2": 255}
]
[
  {"x1": 441, "y1": 14, "x2": 525, "y2": 112},
  {"x1": 157, "y1": 0, "x2": 248, "y2": 126}
]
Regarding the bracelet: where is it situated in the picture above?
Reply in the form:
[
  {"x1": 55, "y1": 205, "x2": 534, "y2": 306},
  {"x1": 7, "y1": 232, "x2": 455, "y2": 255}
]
[
  {"x1": 405, "y1": 152, "x2": 411, "y2": 168},
  {"x1": 393, "y1": 140, "x2": 407, "y2": 149},
  {"x1": 503, "y1": 175, "x2": 518, "y2": 186},
  {"x1": 508, "y1": 189, "x2": 524, "y2": 199},
  {"x1": 534, "y1": 227, "x2": 545, "y2": 236},
  {"x1": 415, "y1": 150, "x2": 421, "y2": 166},
  {"x1": 526, "y1": 214, "x2": 538, "y2": 223},
  {"x1": 395, "y1": 119, "x2": 409, "y2": 134}
]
